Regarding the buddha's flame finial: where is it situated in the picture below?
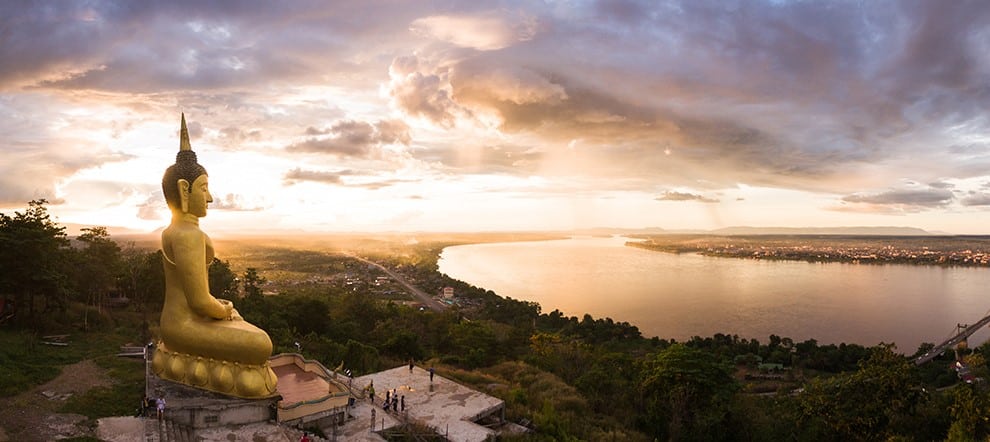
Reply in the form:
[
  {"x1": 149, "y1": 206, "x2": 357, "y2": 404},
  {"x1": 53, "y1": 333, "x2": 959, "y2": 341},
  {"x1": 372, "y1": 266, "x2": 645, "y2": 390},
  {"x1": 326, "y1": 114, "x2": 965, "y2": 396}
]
[{"x1": 179, "y1": 113, "x2": 192, "y2": 151}]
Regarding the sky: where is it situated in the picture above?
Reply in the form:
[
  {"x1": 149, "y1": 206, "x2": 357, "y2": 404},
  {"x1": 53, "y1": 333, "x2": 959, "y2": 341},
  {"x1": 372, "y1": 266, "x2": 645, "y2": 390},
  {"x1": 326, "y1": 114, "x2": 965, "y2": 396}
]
[{"x1": 1, "y1": 0, "x2": 990, "y2": 235}]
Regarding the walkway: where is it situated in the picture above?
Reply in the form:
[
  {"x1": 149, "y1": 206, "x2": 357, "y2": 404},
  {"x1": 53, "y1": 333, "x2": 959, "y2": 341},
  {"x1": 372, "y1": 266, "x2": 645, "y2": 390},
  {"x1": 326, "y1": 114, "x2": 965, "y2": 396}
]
[{"x1": 350, "y1": 366, "x2": 504, "y2": 442}]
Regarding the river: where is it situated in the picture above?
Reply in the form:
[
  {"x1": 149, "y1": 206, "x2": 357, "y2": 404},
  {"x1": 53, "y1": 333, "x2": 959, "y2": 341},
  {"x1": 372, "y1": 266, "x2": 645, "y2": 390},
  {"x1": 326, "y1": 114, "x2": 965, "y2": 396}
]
[{"x1": 437, "y1": 236, "x2": 990, "y2": 351}]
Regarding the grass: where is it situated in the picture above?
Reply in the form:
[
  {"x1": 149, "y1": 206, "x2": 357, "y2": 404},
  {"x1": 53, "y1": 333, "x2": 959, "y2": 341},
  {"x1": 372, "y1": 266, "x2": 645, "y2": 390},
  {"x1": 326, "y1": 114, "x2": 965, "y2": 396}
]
[
  {"x1": 59, "y1": 356, "x2": 145, "y2": 419},
  {"x1": 0, "y1": 331, "x2": 89, "y2": 397},
  {"x1": 0, "y1": 328, "x2": 141, "y2": 397},
  {"x1": 0, "y1": 302, "x2": 153, "y2": 397}
]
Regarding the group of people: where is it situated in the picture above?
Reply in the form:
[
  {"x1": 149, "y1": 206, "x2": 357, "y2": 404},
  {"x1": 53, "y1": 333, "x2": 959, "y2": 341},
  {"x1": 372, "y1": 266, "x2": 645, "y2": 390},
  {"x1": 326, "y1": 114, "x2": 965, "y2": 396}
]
[
  {"x1": 365, "y1": 380, "x2": 406, "y2": 414},
  {"x1": 360, "y1": 362, "x2": 445, "y2": 425},
  {"x1": 382, "y1": 389, "x2": 405, "y2": 413},
  {"x1": 141, "y1": 395, "x2": 166, "y2": 419}
]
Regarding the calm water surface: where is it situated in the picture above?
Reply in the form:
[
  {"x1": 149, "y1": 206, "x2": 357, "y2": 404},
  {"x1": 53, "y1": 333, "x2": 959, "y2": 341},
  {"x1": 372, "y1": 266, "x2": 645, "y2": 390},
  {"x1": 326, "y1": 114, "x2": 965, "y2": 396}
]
[{"x1": 437, "y1": 236, "x2": 990, "y2": 351}]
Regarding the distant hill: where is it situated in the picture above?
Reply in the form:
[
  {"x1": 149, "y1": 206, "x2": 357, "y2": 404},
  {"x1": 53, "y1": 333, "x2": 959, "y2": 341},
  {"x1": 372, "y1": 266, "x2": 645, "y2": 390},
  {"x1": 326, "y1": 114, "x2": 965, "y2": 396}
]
[
  {"x1": 708, "y1": 226, "x2": 934, "y2": 236},
  {"x1": 572, "y1": 227, "x2": 674, "y2": 236},
  {"x1": 61, "y1": 223, "x2": 158, "y2": 237}
]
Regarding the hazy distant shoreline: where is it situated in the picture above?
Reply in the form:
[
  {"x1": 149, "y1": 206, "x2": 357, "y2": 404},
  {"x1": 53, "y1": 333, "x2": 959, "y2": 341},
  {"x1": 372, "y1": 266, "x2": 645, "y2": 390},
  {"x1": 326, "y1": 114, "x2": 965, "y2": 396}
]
[{"x1": 626, "y1": 234, "x2": 990, "y2": 268}]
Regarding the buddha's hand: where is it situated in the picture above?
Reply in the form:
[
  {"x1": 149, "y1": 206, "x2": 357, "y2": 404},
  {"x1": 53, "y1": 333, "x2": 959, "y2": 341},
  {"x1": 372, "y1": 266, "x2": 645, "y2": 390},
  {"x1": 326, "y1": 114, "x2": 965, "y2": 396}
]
[{"x1": 217, "y1": 299, "x2": 238, "y2": 320}]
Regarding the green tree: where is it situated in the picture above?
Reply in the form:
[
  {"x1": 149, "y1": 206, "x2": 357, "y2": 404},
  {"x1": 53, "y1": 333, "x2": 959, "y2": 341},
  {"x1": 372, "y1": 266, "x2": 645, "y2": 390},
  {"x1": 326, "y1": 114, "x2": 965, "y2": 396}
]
[
  {"x1": 448, "y1": 320, "x2": 499, "y2": 368},
  {"x1": 575, "y1": 352, "x2": 639, "y2": 418},
  {"x1": 242, "y1": 267, "x2": 265, "y2": 300},
  {"x1": 640, "y1": 343, "x2": 738, "y2": 441},
  {"x1": 73, "y1": 226, "x2": 123, "y2": 326},
  {"x1": 798, "y1": 344, "x2": 920, "y2": 440},
  {"x1": 948, "y1": 354, "x2": 990, "y2": 440},
  {"x1": 208, "y1": 258, "x2": 239, "y2": 300},
  {"x1": 0, "y1": 200, "x2": 72, "y2": 325},
  {"x1": 343, "y1": 339, "x2": 380, "y2": 374},
  {"x1": 120, "y1": 249, "x2": 165, "y2": 311}
]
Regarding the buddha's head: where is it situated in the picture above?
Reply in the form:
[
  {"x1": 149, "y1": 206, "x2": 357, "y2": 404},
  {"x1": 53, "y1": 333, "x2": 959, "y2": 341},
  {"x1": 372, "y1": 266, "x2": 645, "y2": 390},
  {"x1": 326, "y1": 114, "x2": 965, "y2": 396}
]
[{"x1": 163, "y1": 114, "x2": 212, "y2": 216}]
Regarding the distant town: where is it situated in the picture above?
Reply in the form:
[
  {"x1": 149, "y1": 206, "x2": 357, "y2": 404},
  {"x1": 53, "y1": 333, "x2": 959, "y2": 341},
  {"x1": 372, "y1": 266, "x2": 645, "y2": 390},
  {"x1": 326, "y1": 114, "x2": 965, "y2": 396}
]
[{"x1": 628, "y1": 234, "x2": 990, "y2": 267}]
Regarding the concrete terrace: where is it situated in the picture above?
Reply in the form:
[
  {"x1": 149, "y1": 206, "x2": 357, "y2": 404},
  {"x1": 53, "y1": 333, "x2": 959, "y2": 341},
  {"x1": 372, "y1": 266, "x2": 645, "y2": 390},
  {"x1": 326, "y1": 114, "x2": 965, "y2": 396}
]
[{"x1": 348, "y1": 365, "x2": 505, "y2": 442}]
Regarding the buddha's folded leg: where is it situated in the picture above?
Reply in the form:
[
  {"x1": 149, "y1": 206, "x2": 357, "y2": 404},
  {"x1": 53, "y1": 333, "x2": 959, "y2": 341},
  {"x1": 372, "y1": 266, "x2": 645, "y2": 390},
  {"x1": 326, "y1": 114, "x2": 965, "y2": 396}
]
[{"x1": 163, "y1": 319, "x2": 273, "y2": 365}]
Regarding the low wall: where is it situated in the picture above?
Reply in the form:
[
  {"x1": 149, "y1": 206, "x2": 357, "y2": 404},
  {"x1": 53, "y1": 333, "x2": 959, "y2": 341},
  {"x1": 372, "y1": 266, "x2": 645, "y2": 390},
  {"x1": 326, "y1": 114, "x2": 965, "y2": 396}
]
[{"x1": 270, "y1": 353, "x2": 353, "y2": 424}]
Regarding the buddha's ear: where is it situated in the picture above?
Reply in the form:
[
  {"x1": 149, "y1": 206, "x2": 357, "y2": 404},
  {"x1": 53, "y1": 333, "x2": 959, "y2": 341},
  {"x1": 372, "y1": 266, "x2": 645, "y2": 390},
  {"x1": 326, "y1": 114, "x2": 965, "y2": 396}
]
[{"x1": 177, "y1": 179, "x2": 190, "y2": 213}]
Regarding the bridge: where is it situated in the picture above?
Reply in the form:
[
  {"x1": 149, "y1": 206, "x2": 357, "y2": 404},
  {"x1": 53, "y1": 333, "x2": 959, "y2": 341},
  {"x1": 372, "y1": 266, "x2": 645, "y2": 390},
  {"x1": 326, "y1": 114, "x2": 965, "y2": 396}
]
[{"x1": 914, "y1": 312, "x2": 990, "y2": 365}]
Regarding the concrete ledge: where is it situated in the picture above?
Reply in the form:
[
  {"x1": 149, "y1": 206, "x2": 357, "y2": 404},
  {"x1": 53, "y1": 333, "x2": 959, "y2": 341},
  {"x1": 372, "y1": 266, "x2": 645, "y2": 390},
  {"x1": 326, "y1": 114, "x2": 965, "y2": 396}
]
[{"x1": 148, "y1": 372, "x2": 280, "y2": 430}]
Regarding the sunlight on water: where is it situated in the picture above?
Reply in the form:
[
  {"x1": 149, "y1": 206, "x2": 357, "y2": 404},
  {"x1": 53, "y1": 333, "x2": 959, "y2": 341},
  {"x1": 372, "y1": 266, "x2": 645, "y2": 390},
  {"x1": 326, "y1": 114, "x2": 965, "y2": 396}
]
[{"x1": 438, "y1": 236, "x2": 990, "y2": 351}]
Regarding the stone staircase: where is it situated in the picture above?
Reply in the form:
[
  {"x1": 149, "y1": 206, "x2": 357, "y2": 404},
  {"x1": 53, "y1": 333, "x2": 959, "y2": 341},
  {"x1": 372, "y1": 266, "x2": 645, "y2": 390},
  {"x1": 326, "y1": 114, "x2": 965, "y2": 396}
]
[
  {"x1": 142, "y1": 417, "x2": 159, "y2": 442},
  {"x1": 283, "y1": 426, "x2": 331, "y2": 442},
  {"x1": 140, "y1": 416, "x2": 339, "y2": 442},
  {"x1": 143, "y1": 417, "x2": 193, "y2": 442}
]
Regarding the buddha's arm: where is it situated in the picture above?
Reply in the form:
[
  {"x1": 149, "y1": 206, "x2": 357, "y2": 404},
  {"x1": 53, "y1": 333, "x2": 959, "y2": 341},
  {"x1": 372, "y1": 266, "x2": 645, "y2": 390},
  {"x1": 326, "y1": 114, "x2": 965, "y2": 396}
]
[{"x1": 172, "y1": 229, "x2": 231, "y2": 319}]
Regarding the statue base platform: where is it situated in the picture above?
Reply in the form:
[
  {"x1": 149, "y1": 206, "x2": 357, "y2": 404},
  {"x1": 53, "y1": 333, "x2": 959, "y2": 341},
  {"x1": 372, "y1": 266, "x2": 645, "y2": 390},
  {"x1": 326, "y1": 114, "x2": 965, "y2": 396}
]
[
  {"x1": 147, "y1": 361, "x2": 281, "y2": 430},
  {"x1": 151, "y1": 341, "x2": 278, "y2": 398}
]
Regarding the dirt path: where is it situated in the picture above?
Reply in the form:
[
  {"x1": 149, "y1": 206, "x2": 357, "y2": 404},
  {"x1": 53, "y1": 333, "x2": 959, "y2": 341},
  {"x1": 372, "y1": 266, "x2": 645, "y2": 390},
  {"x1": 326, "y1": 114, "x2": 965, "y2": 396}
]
[{"x1": 0, "y1": 359, "x2": 113, "y2": 442}]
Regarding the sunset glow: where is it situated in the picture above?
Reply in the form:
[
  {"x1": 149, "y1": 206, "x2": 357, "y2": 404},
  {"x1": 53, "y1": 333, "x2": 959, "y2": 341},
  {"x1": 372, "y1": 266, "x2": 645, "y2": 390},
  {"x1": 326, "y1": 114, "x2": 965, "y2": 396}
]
[{"x1": 2, "y1": 1, "x2": 989, "y2": 234}]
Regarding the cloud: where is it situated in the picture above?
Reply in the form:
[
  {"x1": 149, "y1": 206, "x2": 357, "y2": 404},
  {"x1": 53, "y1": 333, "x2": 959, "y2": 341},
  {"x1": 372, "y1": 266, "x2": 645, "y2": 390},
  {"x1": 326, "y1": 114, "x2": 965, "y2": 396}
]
[
  {"x1": 218, "y1": 126, "x2": 262, "y2": 146},
  {"x1": 409, "y1": 11, "x2": 537, "y2": 51},
  {"x1": 411, "y1": 143, "x2": 544, "y2": 174},
  {"x1": 283, "y1": 168, "x2": 350, "y2": 185},
  {"x1": 283, "y1": 167, "x2": 414, "y2": 190},
  {"x1": 380, "y1": 1, "x2": 990, "y2": 195},
  {"x1": 841, "y1": 188, "x2": 954, "y2": 207},
  {"x1": 285, "y1": 119, "x2": 410, "y2": 157},
  {"x1": 3, "y1": 0, "x2": 990, "y2": 234},
  {"x1": 387, "y1": 57, "x2": 464, "y2": 128},
  {"x1": 210, "y1": 193, "x2": 265, "y2": 211},
  {"x1": 961, "y1": 192, "x2": 990, "y2": 207},
  {"x1": 656, "y1": 191, "x2": 719, "y2": 203},
  {"x1": 351, "y1": 179, "x2": 416, "y2": 190},
  {"x1": 457, "y1": 67, "x2": 568, "y2": 106},
  {"x1": 136, "y1": 194, "x2": 165, "y2": 220},
  {"x1": 1, "y1": 2, "x2": 422, "y2": 92},
  {"x1": 836, "y1": 187, "x2": 955, "y2": 213},
  {"x1": 0, "y1": 144, "x2": 133, "y2": 206}
]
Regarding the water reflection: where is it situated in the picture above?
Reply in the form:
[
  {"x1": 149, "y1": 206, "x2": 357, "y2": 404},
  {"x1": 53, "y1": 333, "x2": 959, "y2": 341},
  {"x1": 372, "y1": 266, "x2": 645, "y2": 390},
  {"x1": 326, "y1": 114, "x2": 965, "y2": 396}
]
[{"x1": 438, "y1": 236, "x2": 990, "y2": 351}]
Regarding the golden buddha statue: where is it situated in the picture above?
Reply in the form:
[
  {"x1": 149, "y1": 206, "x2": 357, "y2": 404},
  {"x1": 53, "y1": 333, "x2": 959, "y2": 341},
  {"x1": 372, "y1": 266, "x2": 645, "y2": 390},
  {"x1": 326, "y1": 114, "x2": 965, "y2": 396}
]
[{"x1": 151, "y1": 114, "x2": 277, "y2": 398}]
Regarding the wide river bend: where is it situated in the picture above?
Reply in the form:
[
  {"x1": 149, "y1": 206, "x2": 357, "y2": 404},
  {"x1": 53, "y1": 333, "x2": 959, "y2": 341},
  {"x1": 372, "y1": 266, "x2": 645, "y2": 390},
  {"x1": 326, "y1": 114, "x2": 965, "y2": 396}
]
[{"x1": 437, "y1": 236, "x2": 990, "y2": 351}]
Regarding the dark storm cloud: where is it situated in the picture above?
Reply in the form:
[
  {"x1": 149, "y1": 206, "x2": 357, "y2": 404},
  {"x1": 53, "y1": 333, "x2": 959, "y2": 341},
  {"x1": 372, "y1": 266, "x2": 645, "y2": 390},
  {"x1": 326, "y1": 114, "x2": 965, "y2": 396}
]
[
  {"x1": 841, "y1": 188, "x2": 954, "y2": 208},
  {"x1": 656, "y1": 191, "x2": 719, "y2": 203},
  {"x1": 286, "y1": 119, "x2": 410, "y2": 157}
]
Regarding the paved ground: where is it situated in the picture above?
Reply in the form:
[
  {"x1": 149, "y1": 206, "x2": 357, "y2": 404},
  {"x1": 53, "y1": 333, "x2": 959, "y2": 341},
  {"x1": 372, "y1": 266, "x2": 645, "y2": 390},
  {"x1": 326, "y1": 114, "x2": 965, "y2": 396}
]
[
  {"x1": 332, "y1": 401, "x2": 394, "y2": 441},
  {"x1": 349, "y1": 365, "x2": 504, "y2": 442},
  {"x1": 95, "y1": 416, "x2": 145, "y2": 442}
]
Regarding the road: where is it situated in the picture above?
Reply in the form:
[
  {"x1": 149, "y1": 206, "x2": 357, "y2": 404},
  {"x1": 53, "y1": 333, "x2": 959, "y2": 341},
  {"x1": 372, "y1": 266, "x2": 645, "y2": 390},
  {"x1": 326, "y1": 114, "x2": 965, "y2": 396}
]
[{"x1": 347, "y1": 254, "x2": 447, "y2": 312}]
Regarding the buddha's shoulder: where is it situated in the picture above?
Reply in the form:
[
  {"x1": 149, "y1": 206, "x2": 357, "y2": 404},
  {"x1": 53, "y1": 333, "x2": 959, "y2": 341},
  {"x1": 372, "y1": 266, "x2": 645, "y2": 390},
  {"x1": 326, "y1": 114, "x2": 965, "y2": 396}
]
[{"x1": 162, "y1": 224, "x2": 207, "y2": 242}]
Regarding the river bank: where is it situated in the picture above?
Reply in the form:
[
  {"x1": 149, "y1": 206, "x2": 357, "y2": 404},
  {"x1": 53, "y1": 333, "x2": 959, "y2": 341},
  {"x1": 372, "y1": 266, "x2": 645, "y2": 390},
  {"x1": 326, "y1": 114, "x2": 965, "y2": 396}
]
[{"x1": 438, "y1": 236, "x2": 990, "y2": 351}]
